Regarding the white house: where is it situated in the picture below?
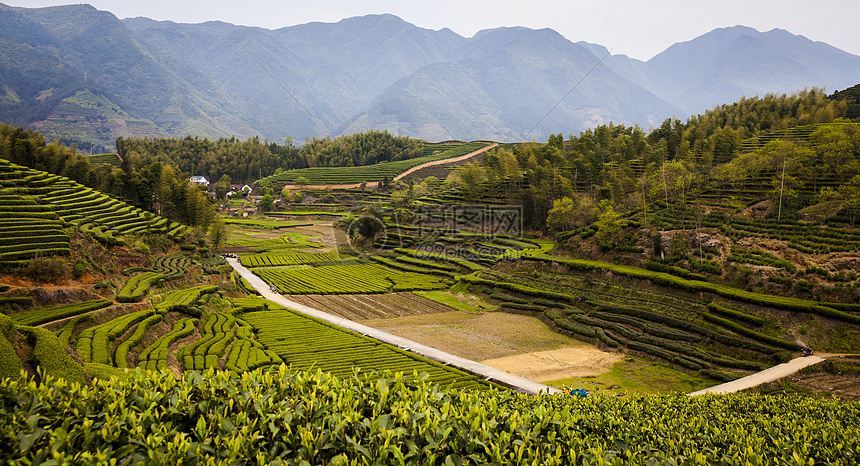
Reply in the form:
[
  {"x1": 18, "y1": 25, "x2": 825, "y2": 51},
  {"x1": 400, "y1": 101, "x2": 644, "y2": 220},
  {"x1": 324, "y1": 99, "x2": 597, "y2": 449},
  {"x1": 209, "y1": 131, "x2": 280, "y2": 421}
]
[{"x1": 190, "y1": 175, "x2": 210, "y2": 187}]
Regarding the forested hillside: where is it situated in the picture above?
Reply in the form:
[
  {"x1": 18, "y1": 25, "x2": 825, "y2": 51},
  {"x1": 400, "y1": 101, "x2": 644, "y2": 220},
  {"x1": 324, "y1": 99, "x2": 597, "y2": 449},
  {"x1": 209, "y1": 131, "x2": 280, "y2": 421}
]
[
  {"x1": 423, "y1": 89, "x2": 849, "y2": 231},
  {"x1": 115, "y1": 130, "x2": 424, "y2": 185}
]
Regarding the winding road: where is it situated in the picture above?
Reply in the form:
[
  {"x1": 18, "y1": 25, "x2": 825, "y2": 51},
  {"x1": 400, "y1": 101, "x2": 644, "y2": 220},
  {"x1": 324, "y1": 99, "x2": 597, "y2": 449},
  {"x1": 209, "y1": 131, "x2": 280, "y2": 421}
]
[
  {"x1": 227, "y1": 258, "x2": 829, "y2": 397},
  {"x1": 227, "y1": 256, "x2": 560, "y2": 395}
]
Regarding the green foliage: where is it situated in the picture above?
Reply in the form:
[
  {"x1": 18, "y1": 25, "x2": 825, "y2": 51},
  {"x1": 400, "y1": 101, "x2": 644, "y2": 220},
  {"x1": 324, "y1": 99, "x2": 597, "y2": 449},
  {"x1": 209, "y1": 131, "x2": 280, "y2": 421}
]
[
  {"x1": 701, "y1": 313, "x2": 799, "y2": 350},
  {"x1": 645, "y1": 259, "x2": 708, "y2": 281},
  {"x1": 1, "y1": 127, "x2": 211, "y2": 231},
  {"x1": 368, "y1": 256, "x2": 458, "y2": 278},
  {"x1": 706, "y1": 302, "x2": 765, "y2": 326},
  {"x1": 594, "y1": 200, "x2": 625, "y2": 250},
  {"x1": 0, "y1": 297, "x2": 33, "y2": 309},
  {"x1": 394, "y1": 248, "x2": 486, "y2": 272},
  {"x1": 0, "y1": 314, "x2": 22, "y2": 380},
  {"x1": 0, "y1": 335, "x2": 22, "y2": 380},
  {"x1": 1, "y1": 368, "x2": 858, "y2": 465},
  {"x1": 117, "y1": 272, "x2": 167, "y2": 303},
  {"x1": 489, "y1": 292, "x2": 529, "y2": 304},
  {"x1": 74, "y1": 310, "x2": 155, "y2": 366},
  {"x1": 137, "y1": 318, "x2": 198, "y2": 371},
  {"x1": 526, "y1": 255, "x2": 860, "y2": 325},
  {"x1": 56, "y1": 312, "x2": 94, "y2": 347},
  {"x1": 114, "y1": 315, "x2": 163, "y2": 369},
  {"x1": 241, "y1": 302, "x2": 491, "y2": 390},
  {"x1": 181, "y1": 313, "x2": 238, "y2": 371},
  {"x1": 0, "y1": 157, "x2": 190, "y2": 246},
  {"x1": 84, "y1": 363, "x2": 131, "y2": 381},
  {"x1": 8, "y1": 299, "x2": 112, "y2": 327},
  {"x1": 16, "y1": 326, "x2": 87, "y2": 385},
  {"x1": 547, "y1": 195, "x2": 599, "y2": 232},
  {"x1": 255, "y1": 263, "x2": 447, "y2": 294},
  {"x1": 546, "y1": 309, "x2": 596, "y2": 338},
  {"x1": 154, "y1": 285, "x2": 219, "y2": 316},
  {"x1": 240, "y1": 252, "x2": 347, "y2": 267},
  {"x1": 727, "y1": 247, "x2": 797, "y2": 272}
]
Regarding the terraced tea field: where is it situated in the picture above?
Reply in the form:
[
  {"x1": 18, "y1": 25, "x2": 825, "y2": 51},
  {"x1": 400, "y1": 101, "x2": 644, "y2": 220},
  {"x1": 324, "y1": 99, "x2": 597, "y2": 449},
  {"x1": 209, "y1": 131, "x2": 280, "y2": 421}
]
[
  {"x1": 260, "y1": 142, "x2": 492, "y2": 186},
  {"x1": 253, "y1": 263, "x2": 448, "y2": 294},
  {"x1": 0, "y1": 159, "x2": 185, "y2": 253},
  {"x1": 285, "y1": 292, "x2": 457, "y2": 321}
]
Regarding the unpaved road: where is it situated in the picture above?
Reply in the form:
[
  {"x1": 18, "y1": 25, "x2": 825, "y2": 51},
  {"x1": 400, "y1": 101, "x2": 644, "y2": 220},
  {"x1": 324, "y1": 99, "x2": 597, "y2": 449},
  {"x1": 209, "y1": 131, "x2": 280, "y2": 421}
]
[{"x1": 689, "y1": 356, "x2": 826, "y2": 395}]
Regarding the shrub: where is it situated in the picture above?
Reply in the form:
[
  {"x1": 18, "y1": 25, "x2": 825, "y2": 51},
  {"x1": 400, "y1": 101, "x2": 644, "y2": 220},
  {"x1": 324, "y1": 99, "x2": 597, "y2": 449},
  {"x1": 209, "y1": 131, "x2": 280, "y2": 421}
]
[
  {"x1": 73, "y1": 259, "x2": 85, "y2": 278},
  {"x1": 9, "y1": 299, "x2": 112, "y2": 327},
  {"x1": 24, "y1": 256, "x2": 68, "y2": 281}
]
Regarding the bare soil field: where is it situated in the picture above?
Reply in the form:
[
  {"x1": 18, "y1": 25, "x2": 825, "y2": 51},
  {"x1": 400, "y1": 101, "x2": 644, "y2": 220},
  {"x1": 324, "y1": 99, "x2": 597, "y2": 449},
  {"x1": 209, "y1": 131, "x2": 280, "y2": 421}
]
[
  {"x1": 289, "y1": 292, "x2": 625, "y2": 380},
  {"x1": 363, "y1": 310, "x2": 614, "y2": 365},
  {"x1": 480, "y1": 347, "x2": 625, "y2": 383},
  {"x1": 291, "y1": 223, "x2": 345, "y2": 250}
]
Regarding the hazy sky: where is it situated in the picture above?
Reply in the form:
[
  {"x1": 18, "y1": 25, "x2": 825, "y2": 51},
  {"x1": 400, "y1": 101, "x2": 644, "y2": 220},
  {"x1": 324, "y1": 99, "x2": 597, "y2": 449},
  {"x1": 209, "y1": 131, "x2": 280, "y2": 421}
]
[{"x1": 7, "y1": 0, "x2": 860, "y2": 60}]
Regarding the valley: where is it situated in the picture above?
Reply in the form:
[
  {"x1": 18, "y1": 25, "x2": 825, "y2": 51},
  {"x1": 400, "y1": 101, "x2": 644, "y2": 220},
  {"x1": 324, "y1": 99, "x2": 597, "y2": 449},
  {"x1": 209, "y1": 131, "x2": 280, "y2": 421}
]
[{"x1": 2, "y1": 81, "x2": 860, "y2": 463}]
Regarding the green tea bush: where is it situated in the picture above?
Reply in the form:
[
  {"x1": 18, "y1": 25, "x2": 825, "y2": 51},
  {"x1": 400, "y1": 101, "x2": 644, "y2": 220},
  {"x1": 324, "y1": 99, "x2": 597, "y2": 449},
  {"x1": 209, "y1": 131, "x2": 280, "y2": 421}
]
[
  {"x1": 9, "y1": 299, "x2": 112, "y2": 327},
  {"x1": 117, "y1": 272, "x2": 167, "y2": 302},
  {"x1": 3, "y1": 367, "x2": 852, "y2": 465},
  {"x1": 701, "y1": 313, "x2": 798, "y2": 350},
  {"x1": 706, "y1": 302, "x2": 765, "y2": 326},
  {"x1": 16, "y1": 326, "x2": 87, "y2": 385}
]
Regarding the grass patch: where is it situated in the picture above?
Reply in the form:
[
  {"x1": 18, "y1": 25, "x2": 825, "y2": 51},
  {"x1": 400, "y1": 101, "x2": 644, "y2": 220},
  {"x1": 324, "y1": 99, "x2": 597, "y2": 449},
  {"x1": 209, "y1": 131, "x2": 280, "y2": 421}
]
[{"x1": 547, "y1": 357, "x2": 714, "y2": 395}]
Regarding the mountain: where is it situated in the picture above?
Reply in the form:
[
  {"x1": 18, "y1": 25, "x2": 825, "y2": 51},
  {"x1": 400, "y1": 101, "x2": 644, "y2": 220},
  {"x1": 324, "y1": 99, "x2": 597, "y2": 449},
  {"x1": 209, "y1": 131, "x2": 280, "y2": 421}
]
[
  {"x1": 124, "y1": 13, "x2": 464, "y2": 143},
  {"x1": 641, "y1": 26, "x2": 860, "y2": 115},
  {"x1": 0, "y1": 3, "x2": 253, "y2": 151},
  {"x1": 343, "y1": 27, "x2": 676, "y2": 141},
  {"x1": 0, "y1": 4, "x2": 858, "y2": 149}
]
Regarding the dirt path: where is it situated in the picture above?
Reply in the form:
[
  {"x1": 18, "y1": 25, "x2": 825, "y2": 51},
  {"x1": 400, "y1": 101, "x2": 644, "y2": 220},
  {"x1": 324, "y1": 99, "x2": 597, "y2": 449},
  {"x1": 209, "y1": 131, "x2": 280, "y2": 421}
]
[
  {"x1": 278, "y1": 143, "x2": 498, "y2": 190},
  {"x1": 392, "y1": 143, "x2": 498, "y2": 181},
  {"x1": 227, "y1": 257, "x2": 560, "y2": 395}
]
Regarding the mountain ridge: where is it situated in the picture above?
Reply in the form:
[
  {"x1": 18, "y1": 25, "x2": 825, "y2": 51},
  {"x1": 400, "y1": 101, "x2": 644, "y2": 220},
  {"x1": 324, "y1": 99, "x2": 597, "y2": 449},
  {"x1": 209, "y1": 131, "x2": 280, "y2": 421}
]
[{"x1": 0, "y1": 4, "x2": 857, "y2": 149}]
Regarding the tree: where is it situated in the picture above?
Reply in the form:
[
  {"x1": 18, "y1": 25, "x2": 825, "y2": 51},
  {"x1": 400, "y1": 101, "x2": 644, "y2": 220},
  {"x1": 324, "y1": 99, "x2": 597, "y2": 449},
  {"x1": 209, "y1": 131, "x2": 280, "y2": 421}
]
[
  {"x1": 594, "y1": 200, "x2": 625, "y2": 250},
  {"x1": 259, "y1": 194, "x2": 274, "y2": 213},
  {"x1": 546, "y1": 197, "x2": 578, "y2": 232},
  {"x1": 209, "y1": 219, "x2": 227, "y2": 249},
  {"x1": 546, "y1": 194, "x2": 598, "y2": 232},
  {"x1": 819, "y1": 175, "x2": 860, "y2": 224},
  {"x1": 457, "y1": 162, "x2": 485, "y2": 201},
  {"x1": 214, "y1": 174, "x2": 231, "y2": 202}
]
